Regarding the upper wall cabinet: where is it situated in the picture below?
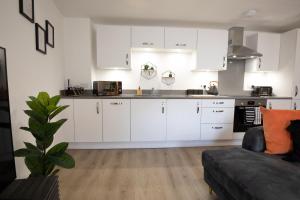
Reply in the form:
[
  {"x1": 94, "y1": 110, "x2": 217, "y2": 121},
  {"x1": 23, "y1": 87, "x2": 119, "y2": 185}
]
[
  {"x1": 131, "y1": 26, "x2": 164, "y2": 49},
  {"x1": 196, "y1": 29, "x2": 228, "y2": 71},
  {"x1": 164, "y1": 27, "x2": 197, "y2": 49},
  {"x1": 97, "y1": 25, "x2": 131, "y2": 69},
  {"x1": 245, "y1": 32, "x2": 280, "y2": 72}
]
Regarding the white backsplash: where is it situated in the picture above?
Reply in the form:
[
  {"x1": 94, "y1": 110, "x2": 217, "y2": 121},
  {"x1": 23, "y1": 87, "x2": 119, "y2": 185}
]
[{"x1": 94, "y1": 50, "x2": 218, "y2": 90}]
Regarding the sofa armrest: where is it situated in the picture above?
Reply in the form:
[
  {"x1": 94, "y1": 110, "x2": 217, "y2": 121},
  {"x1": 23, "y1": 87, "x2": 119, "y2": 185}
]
[{"x1": 242, "y1": 126, "x2": 266, "y2": 152}]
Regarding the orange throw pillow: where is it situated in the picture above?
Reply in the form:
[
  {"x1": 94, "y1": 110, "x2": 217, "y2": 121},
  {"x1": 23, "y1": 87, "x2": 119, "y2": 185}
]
[{"x1": 260, "y1": 107, "x2": 300, "y2": 154}]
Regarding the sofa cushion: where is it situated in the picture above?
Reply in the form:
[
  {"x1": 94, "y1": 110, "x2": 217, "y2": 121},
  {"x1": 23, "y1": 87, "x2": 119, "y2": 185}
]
[
  {"x1": 202, "y1": 148, "x2": 300, "y2": 200},
  {"x1": 283, "y1": 120, "x2": 300, "y2": 162},
  {"x1": 260, "y1": 107, "x2": 300, "y2": 154},
  {"x1": 242, "y1": 126, "x2": 266, "y2": 152}
]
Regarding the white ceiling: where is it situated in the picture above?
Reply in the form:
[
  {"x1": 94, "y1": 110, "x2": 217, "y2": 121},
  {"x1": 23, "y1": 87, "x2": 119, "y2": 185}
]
[{"x1": 53, "y1": 0, "x2": 300, "y2": 32}]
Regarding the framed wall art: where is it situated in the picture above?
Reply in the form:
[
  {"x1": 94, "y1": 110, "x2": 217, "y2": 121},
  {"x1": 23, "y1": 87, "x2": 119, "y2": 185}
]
[
  {"x1": 19, "y1": 0, "x2": 35, "y2": 23},
  {"x1": 35, "y1": 23, "x2": 47, "y2": 54},
  {"x1": 45, "y1": 20, "x2": 54, "y2": 48}
]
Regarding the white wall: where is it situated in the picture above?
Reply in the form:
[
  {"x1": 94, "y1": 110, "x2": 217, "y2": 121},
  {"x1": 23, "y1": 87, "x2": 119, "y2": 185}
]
[
  {"x1": 64, "y1": 18, "x2": 93, "y2": 88},
  {"x1": 94, "y1": 50, "x2": 218, "y2": 89},
  {"x1": 0, "y1": 0, "x2": 65, "y2": 178}
]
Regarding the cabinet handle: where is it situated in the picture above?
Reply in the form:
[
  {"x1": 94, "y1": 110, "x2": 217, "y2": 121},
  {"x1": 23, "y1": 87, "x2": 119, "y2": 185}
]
[
  {"x1": 258, "y1": 58, "x2": 262, "y2": 69},
  {"x1": 96, "y1": 102, "x2": 100, "y2": 114},
  {"x1": 197, "y1": 106, "x2": 200, "y2": 114},
  {"x1": 110, "y1": 102, "x2": 123, "y2": 105},
  {"x1": 214, "y1": 110, "x2": 224, "y2": 113},
  {"x1": 294, "y1": 102, "x2": 297, "y2": 110},
  {"x1": 295, "y1": 86, "x2": 298, "y2": 97},
  {"x1": 175, "y1": 43, "x2": 179, "y2": 46},
  {"x1": 142, "y1": 42, "x2": 149, "y2": 45},
  {"x1": 222, "y1": 56, "x2": 227, "y2": 68},
  {"x1": 214, "y1": 101, "x2": 224, "y2": 105},
  {"x1": 126, "y1": 54, "x2": 129, "y2": 65},
  {"x1": 162, "y1": 106, "x2": 165, "y2": 114},
  {"x1": 212, "y1": 126, "x2": 223, "y2": 129}
]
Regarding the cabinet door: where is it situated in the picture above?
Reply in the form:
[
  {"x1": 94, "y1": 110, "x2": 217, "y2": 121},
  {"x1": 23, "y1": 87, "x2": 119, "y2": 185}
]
[
  {"x1": 292, "y1": 100, "x2": 300, "y2": 110},
  {"x1": 55, "y1": 99, "x2": 75, "y2": 143},
  {"x1": 131, "y1": 99, "x2": 167, "y2": 141},
  {"x1": 201, "y1": 108, "x2": 234, "y2": 124},
  {"x1": 267, "y1": 99, "x2": 292, "y2": 110},
  {"x1": 97, "y1": 25, "x2": 131, "y2": 69},
  {"x1": 131, "y1": 26, "x2": 164, "y2": 49},
  {"x1": 293, "y1": 30, "x2": 300, "y2": 99},
  {"x1": 201, "y1": 124, "x2": 233, "y2": 140},
  {"x1": 74, "y1": 99, "x2": 102, "y2": 142},
  {"x1": 165, "y1": 27, "x2": 197, "y2": 49},
  {"x1": 196, "y1": 29, "x2": 228, "y2": 71},
  {"x1": 102, "y1": 99, "x2": 131, "y2": 142},
  {"x1": 167, "y1": 100, "x2": 201, "y2": 141},
  {"x1": 245, "y1": 33, "x2": 280, "y2": 72}
]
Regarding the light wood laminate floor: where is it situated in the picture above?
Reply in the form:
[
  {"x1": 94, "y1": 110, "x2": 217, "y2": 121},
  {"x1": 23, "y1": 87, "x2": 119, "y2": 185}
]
[{"x1": 59, "y1": 147, "x2": 225, "y2": 200}]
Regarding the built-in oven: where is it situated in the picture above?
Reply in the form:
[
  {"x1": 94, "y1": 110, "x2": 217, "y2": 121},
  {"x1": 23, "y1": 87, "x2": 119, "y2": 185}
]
[{"x1": 233, "y1": 99, "x2": 267, "y2": 132}]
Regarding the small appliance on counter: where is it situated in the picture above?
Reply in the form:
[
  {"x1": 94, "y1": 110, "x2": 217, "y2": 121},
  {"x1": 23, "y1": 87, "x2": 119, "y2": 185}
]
[
  {"x1": 93, "y1": 81, "x2": 122, "y2": 96},
  {"x1": 65, "y1": 79, "x2": 84, "y2": 96},
  {"x1": 205, "y1": 81, "x2": 219, "y2": 95},
  {"x1": 251, "y1": 86, "x2": 273, "y2": 97},
  {"x1": 186, "y1": 89, "x2": 204, "y2": 95}
]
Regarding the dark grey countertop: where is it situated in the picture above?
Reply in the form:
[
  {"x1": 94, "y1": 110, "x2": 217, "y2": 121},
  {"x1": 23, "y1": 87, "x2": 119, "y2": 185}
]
[{"x1": 61, "y1": 94, "x2": 292, "y2": 100}]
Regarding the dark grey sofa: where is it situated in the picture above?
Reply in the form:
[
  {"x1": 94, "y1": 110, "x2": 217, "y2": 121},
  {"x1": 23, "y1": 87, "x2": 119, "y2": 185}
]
[{"x1": 202, "y1": 127, "x2": 300, "y2": 200}]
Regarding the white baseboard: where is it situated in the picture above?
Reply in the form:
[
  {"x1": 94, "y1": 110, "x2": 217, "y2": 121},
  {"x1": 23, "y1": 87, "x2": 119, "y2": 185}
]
[{"x1": 68, "y1": 140, "x2": 243, "y2": 149}]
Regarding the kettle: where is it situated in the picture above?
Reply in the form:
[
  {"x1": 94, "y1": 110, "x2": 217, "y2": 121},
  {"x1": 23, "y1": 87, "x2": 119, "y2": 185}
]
[{"x1": 206, "y1": 81, "x2": 219, "y2": 95}]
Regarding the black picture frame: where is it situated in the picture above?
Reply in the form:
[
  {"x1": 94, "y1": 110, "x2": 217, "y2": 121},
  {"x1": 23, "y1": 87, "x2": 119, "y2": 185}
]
[
  {"x1": 19, "y1": 0, "x2": 35, "y2": 23},
  {"x1": 46, "y1": 20, "x2": 54, "y2": 48},
  {"x1": 35, "y1": 23, "x2": 47, "y2": 54}
]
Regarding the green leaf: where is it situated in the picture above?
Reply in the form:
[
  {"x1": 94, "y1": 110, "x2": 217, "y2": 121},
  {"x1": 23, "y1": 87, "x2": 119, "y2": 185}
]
[
  {"x1": 36, "y1": 136, "x2": 54, "y2": 150},
  {"x1": 49, "y1": 95, "x2": 61, "y2": 106},
  {"x1": 20, "y1": 127, "x2": 31, "y2": 132},
  {"x1": 45, "y1": 119, "x2": 67, "y2": 137},
  {"x1": 29, "y1": 118, "x2": 45, "y2": 139},
  {"x1": 47, "y1": 142, "x2": 68, "y2": 157},
  {"x1": 26, "y1": 100, "x2": 48, "y2": 116},
  {"x1": 14, "y1": 148, "x2": 31, "y2": 157},
  {"x1": 37, "y1": 92, "x2": 50, "y2": 106},
  {"x1": 25, "y1": 156, "x2": 43, "y2": 176},
  {"x1": 49, "y1": 105, "x2": 69, "y2": 120},
  {"x1": 47, "y1": 105, "x2": 58, "y2": 114},
  {"x1": 44, "y1": 163, "x2": 55, "y2": 175},
  {"x1": 48, "y1": 153, "x2": 75, "y2": 169},
  {"x1": 24, "y1": 142, "x2": 42, "y2": 156},
  {"x1": 24, "y1": 110, "x2": 47, "y2": 124}
]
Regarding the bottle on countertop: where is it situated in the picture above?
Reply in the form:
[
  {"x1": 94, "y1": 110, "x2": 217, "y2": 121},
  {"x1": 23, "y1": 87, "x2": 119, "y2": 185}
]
[{"x1": 136, "y1": 86, "x2": 143, "y2": 96}]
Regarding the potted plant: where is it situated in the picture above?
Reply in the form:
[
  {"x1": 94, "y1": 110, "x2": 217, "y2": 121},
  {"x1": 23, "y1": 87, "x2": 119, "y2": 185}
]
[{"x1": 15, "y1": 92, "x2": 75, "y2": 177}]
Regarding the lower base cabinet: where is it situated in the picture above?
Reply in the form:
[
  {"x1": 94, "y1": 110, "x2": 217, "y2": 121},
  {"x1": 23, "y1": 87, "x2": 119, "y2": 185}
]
[
  {"x1": 201, "y1": 124, "x2": 233, "y2": 140},
  {"x1": 74, "y1": 99, "x2": 102, "y2": 142},
  {"x1": 103, "y1": 99, "x2": 131, "y2": 142},
  {"x1": 267, "y1": 99, "x2": 292, "y2": 110},
  {"x1": 167, "y1": 100, "x2": 201, "y2": 141},
  {"x1": 131, "y1": 99, "x2": 167, "y2": 141},
  {"x1": 55, "y1": 99, "x2": 75, "y2": 143}
]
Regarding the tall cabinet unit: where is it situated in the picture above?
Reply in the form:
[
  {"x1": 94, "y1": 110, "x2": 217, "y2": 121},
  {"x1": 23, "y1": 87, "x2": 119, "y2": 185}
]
[
  {"x1": 97, "y1": 25, "x2": 131, "y2": 69},
  {"x1": 279, "y1": 29, "x2": 300, "y2": 100},
  {"x1": 131, "y1": 99, "x2": 167, "y2": 141},
  {"x1": 196, "y1": 29, "x2": 228, "y2": 71},
  {"x1": 102, "y1": 99, "x2": 131, "y2": 142},
  {"x1": 166, "y1": 100, "x2": 201, "y2": 141},
  {"x1": 74, "y1": 99, "x2": 102, "y2": 142}
]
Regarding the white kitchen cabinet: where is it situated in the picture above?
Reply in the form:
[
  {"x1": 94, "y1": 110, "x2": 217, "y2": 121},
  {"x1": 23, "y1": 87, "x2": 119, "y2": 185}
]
[
  {"x1": 201, "y1": 108, "x2": 234, "y2": 124},
  {"x1": 131, "y1": 26, "x2": 164, "y2": 49},
  {"x1": 102, "y1": 99, "x2": 131, "y2": 142},
  {"x1": 196, "y1": 29, "x2": 228, "y2": 71},
  {"x1": 245, "y1": 32, "x2": 281, "y2": 72},
  {"x1": 267, "y1": 99, "x2": 292, "y2": 110},
  {"x1": 292, "y1": 100, "x2": 300, "y2": 110},
  {"x1": 55, "y1": 99, "x2": 75, "y2": 143},
  {"x1": 74, "y1": 99, "x2": 102, "y2": 142},
  {"x1": 166, "y1": 100, "x2": 201, "y2": 141},
  {"x1": 164, "y1": 27, "x2": 197, "y2": 49},
  {"x1": 131, "y1": 99, "x2": 167, "y2": 141},
  {"x1": 293, "y1": 30, "x2": 300, "y2": 99},
  {"x1": 97, "y1": 25, "x2": 131, "y2": 69},
  {"x1": 201, "y1": 124, "x2": 233, "y2": 140}
]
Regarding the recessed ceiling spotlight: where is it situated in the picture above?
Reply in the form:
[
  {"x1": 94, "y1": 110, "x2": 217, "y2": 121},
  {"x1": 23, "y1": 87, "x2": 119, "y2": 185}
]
[{"x1": 244, "y1": 9, "x2": 257, "y2": 18}]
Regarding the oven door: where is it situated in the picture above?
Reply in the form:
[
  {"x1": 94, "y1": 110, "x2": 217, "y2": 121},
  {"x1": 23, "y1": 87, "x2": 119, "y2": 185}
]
[{"x1": 233, "y1": 106, "x2": 263, "y2": 132}]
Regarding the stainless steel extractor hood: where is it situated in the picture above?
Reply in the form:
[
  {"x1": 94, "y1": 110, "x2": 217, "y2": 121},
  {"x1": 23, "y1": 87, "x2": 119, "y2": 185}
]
[{"x1": 227, "y1": 27, "x2": 262, "y2": 60}]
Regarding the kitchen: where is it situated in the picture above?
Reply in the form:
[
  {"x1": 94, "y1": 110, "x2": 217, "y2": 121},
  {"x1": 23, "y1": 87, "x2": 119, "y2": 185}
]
[{"x1": 1, "y1": 1, "x2": 300, "y2": 199}]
